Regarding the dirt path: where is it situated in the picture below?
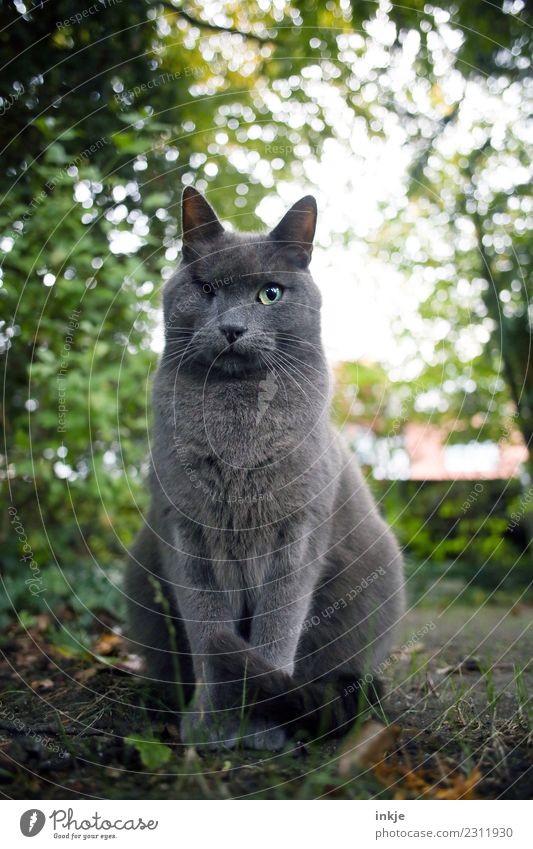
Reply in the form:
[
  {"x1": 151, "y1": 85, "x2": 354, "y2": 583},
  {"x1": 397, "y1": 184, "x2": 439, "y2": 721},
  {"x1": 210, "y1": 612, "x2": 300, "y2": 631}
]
[
  {"x1": 386, "y1": 606, "x2": 532, "y2": 799},
  {"x1": 0, "y1": 606, "x2": 531, "y2": 799}
]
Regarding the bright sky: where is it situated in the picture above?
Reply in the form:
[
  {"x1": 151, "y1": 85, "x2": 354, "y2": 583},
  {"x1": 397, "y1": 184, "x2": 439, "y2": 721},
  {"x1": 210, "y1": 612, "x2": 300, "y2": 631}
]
[{"x1": 256, "y1": 135, "x2": 413, "y2": 365}]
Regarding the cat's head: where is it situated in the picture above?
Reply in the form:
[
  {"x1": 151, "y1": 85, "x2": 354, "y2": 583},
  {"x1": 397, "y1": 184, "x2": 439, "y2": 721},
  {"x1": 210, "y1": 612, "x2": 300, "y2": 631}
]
[{"x1": 161, "y1": 187, "x2": 323, "y2": 377}]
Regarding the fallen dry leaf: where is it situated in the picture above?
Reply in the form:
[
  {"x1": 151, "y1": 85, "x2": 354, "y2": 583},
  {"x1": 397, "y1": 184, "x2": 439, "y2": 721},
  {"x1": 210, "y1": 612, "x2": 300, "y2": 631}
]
[
  {"x1": 434, "y1": 768, "x2": 482, "y2": 800},
  {"x1": 391, "y1": 641, "x2": 425, "y2": 663},
  {"x1": 36, "y1": 614, "x2": 50, "y2": 632},
  {"x1": 74, "y1": 667, "x2": 100, "y2": 683},
  {"x1": 30, "y1": 678, "x2": 54, "y2": 690},
  {"x1": 114, "y1": 653, "x2": 144, "y2": 673},
  {"x1": 337, "y1": 720, "x2": 399, "y2": 777},
  {"x1": 164, "y1": 723, "x2": 181, "y2": 741},
  {"x1": 93, "y1": 633, "x2": 124, "y2": 656},
  {"x1": 374, "y1": 758, "x2": 482, "y2": 800},
  {"x1": 437, "y1": 657, "x2": 481, "y2": 676}
]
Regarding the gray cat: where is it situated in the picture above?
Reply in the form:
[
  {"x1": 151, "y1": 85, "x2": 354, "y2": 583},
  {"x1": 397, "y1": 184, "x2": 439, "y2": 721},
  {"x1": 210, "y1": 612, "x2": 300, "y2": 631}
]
[{"x1": 125, "y1": 187, "x2": 405, "y2": 750}]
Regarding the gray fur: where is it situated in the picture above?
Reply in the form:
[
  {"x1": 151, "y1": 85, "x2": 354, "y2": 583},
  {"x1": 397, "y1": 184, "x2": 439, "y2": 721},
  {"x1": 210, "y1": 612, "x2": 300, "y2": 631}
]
[{"x1": 125, "y1": 187, "x2": 405, "y2": 750}]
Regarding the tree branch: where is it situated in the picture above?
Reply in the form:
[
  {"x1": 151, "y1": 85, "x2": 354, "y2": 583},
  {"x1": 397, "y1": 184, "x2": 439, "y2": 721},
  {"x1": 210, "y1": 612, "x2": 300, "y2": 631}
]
[
  {"x1": 161, "y1": 3, "x2": 276, "y2": 44},
  {"x1": 472, "y1": 209, "x2": 529, "y2": 437}
]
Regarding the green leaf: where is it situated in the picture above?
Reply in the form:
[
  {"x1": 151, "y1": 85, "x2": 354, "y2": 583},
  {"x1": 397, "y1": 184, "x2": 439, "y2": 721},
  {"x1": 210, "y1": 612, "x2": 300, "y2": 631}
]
[{"x1": 124, "y1": 735, "x2": 173, "y2": 770}]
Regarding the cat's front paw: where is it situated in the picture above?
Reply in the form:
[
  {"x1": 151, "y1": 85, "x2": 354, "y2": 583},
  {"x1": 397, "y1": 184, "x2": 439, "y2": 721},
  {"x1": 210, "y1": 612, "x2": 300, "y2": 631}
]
[
  {"x1": 241, "y1": 719, "x2": 287, "y2": 751},
  {"x1": 180, "y1": 710, "x2": 240, "y2": 750},
  {"x1": 179, "y1": 684, "x2": 242, "y2": 750}
]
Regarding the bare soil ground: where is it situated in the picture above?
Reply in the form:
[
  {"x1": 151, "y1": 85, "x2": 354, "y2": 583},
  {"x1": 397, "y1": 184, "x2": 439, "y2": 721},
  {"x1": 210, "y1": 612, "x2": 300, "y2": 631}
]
[{"x1": 0, "y1": 606, "x2": 531, "y2": 800}]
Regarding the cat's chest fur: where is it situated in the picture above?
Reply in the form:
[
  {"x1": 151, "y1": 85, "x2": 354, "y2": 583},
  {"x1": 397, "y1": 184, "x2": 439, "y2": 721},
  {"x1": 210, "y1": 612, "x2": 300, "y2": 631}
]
[
  {"x1": 157, "y1": 369, "x2": 321, "y2": 486},
  {"x1": 153, "y1": 368, "x2": 329, "y2": 559}
]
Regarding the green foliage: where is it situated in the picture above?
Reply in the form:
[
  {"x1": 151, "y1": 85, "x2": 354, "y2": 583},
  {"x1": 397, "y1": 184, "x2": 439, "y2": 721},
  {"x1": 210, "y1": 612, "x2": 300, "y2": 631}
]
[
  {"x1": 372, "y1": 478, "x2": 531, "y2": 605},
  {"x1": 332, "y1": 361, "x2": 392, "y2": 428},
  {"x1": 1, "y1": 1, "x2": 531, "y2": 626},
  {"x1": 124, "y1": 733, "x2": 173, "y2": 771},
  {"x1": 0, "y1": 0, "x2": 339, "y2": 627}
]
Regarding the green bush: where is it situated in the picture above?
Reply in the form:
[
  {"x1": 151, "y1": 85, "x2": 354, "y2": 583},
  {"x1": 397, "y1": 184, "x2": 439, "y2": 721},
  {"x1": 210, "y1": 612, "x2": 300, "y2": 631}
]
[{"x1": 371, "y1": 478, "x2": 531, "y2": 605}]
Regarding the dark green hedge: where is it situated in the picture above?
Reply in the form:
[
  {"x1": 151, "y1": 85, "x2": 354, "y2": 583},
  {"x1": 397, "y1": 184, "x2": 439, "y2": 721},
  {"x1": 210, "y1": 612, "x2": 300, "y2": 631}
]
[{"x1": 370, "y1": 477, "x2": 532, "y2": 605}]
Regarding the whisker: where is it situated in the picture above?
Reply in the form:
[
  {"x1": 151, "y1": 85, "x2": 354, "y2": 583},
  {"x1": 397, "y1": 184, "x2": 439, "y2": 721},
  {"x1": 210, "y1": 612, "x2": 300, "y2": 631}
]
[
  {"x1": 275, "y1": 346, "x2": 326, "y2": 377},
  {"x1": 260, "y1": 351, "x2": 289, "y2": 404},
  {"x1": 266, "y1": 351, "x2": 310, "y2": 399},
  {"x1": 163, "y1": 323, "x2": 197, "y2": 331},
  {"x1": 276, "y1": 333, "x2": 322, "y2": 351},
  {"x1": 269, "y1": 350, "x2": 330, "y2": 405},
  {"x1": 270, "y1": 350, "x2": 318, "y2": 392},
  {"x1": 161, "y1": 342, "x2": 199, "y2": 366}
]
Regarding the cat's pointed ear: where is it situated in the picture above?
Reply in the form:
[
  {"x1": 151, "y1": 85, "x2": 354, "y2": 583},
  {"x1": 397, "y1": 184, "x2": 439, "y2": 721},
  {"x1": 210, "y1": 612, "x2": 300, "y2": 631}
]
[
  {"x1": 181, "y1": 186, "x2": 224, "y2": 260},
  {"x1": 269, "y1": 195, "x2": 317, "y2": 267}
]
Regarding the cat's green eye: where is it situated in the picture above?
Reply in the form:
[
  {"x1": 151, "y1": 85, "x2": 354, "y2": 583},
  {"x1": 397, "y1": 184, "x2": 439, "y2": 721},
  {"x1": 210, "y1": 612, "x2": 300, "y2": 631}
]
[{"x1": 258, "y1": 285, "x2": 283, "y2": 305}]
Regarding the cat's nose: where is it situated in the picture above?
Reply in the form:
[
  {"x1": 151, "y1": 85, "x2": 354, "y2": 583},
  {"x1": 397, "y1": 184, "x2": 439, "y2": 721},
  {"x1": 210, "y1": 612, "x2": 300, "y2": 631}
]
[{"x1": 220, "y1": 324, "x2": 247, "y2": 344}]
